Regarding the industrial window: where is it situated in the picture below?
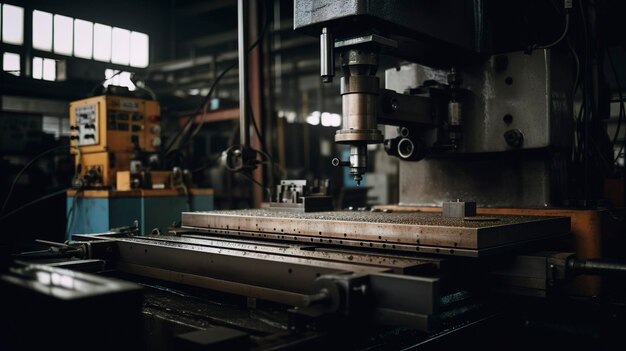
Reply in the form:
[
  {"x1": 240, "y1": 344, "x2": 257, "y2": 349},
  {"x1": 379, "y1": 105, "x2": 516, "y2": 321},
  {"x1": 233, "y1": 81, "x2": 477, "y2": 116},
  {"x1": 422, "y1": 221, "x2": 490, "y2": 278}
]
[
  {"x1": 32, "y1": 10, "x2": 53, "y2": 51},
  {"x1": 93, "y1": 23, "x2": 112, "y2": 62},
  {"x1": 2, "y1": 52, "x2": 20, "y2": 76},
  {"x1": 31, "y1": 10, "x2": 149, "y2": 67},
  {"x1": 130, "y1": 31, "x2": 149, "y2": 68},
  {"x1": 32, "y1": 56, "x2": 56, "y2": 81},
  {"x1": 74, "y1": 19, "x2": 93, "y2": 59},
  {"x1": 53, "y1": 14, "x2": 73, "y2": 55},
  {"x1": 104, "y1": 69, "x2": 136, "y2": 91},
  {"x1": 2, "y1": 3, "x2": 24, "y2": 45},
  {"x1": 111, "y1": 27, "x2": 130, "y2": 65},
  {"x1": 42, "y1": 116, "x2": 70, "y2": 139}
]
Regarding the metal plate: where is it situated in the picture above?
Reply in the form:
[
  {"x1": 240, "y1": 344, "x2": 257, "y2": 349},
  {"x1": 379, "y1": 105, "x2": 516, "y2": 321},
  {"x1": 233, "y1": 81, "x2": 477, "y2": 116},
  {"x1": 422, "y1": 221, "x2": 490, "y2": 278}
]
[{"x1": 181, "y1": 209, "x2": 570, "y2": 256}]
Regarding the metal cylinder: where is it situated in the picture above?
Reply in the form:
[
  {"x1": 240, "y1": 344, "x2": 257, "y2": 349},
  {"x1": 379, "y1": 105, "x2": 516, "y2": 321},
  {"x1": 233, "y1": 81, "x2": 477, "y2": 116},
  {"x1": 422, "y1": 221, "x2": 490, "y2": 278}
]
[
  {"x1": 448, "y1": 101, "x2": 462, "y2": 126},
  {"x1": 335, "y1": 74, "x2": 382, "y2": 144},
  {"x1": 448, "y1": 101, "x2": 462, "y2": 142},
  {"x1": 349, "y1": 145, "x2": 367, "y2": 185},
  {"x1": 320, "y1": 27, "x2": 334, "y2": 83},
  {"x1": 237, "y1": 0, "x2": 250, "y2": 147}
]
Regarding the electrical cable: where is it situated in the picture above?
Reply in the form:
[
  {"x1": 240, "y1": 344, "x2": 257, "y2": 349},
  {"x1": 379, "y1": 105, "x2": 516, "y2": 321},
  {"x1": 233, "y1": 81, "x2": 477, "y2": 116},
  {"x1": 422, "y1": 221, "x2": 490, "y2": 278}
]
[
  {"x1": 238, "y1": 172, "x2": 271, "y2": 201},
  {"x1": 89, "y1": 69, "x2": 124, "y2": 97},
  {"x1": 1, "y1": 145, "x2": 73, "y2": 218},
  {"x1": 535, "y1": 14, "x2": 571, "y2": 50},
  {"x1": 182, "y1": 61, "x2": 238, "y2": 147},
  {"x1": 0, "y1": 188, "x2": 70, "y2": 223},
  {"x1": 165, "y1": 0, "x2": 270, "y2": 156},
  {"x1": 606, "y1": 48, "x2": 626, "y2": 162}
]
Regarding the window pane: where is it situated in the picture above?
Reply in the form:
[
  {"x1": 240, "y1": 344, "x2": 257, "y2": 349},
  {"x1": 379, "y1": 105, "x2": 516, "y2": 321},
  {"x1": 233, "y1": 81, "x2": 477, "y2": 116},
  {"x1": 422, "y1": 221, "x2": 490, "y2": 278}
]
[
  {"x1": 104, "y1": 69, "x2": 135, "y2": 91},
  {"x1": 32, "y1": 10, "x2": 53, "y2": 51},
  {"x1": 111, "y1": 27, "x2": 130, "y2": 65},
  {"x1": 93, "y1": 23, "x2": 111, "y2": 62},
  {"x1": 53, "y1": 14, "x2": 73, "y2": 55},
  {"x1": 2, "y1": 4, "x2": 24, "y2": 45},
  {"x1": 32, "y1": 57, "x2": 43, "y2": 79},
  {"x1": 74, "y1": 19, "x2": 93, "y2": 59},
  {"x1": 42, "y1": 116, "x2": 61, "y2": 138},
  {"x1": 130, "y1": 31, "x2": 149, "y2": 68},
  {"x1": 43, "y1": 58, "x2": 56, "y2": 81},
  {"x1": 3, "y1": 52, "x2": 20, "y2": 76}
]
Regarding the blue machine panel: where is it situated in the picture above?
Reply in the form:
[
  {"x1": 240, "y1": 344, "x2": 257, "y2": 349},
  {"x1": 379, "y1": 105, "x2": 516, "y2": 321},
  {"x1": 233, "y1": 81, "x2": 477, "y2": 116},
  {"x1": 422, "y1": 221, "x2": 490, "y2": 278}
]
[{"x1": 67, "y1": 192, "x2": 213, "y2": 240}]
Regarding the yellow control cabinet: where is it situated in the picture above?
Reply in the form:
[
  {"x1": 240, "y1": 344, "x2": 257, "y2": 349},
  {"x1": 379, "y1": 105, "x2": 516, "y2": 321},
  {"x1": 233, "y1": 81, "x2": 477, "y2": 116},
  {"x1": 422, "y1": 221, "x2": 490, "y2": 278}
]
[{"x1": 69, "y1": 95, "x2": 161, "y2": 187}]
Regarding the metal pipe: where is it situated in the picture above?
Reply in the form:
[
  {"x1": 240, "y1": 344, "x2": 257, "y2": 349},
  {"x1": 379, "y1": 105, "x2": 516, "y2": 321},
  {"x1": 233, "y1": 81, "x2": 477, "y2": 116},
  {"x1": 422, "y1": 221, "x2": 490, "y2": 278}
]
[{"x1": 237, "y1": 0, "x2": 250, "y2": 147}]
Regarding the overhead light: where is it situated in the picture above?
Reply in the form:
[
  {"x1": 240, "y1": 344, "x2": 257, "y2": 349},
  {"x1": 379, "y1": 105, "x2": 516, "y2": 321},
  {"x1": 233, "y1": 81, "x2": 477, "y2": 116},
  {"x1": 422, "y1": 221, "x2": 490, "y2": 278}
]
[{"x1": 306, "y1": 111, "x2": 320, "y2": 126}]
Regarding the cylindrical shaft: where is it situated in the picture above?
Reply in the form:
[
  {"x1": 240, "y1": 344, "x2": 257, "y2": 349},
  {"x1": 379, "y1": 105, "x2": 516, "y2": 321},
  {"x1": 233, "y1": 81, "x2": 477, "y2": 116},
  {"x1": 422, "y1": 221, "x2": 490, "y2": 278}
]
[
  {"x1": 571, "y1": 259, "x2": 626, "y2": 276},
  {"x1": 238, "y1": 0, "x2": 250, "y2": 147},
  {"x1": 320, "y1": 27, "x2": 334, "y2": 83},
  {"x1": 349, "y1": 145, "x2": 367, "y2": 185}
]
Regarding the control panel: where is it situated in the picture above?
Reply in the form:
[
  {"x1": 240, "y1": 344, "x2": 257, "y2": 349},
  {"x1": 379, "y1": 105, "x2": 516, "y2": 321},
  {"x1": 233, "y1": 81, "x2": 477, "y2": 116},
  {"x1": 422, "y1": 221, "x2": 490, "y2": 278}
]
[
  {"x1": 72, "y1": 104, "x2": 99, "y2": 146},
  {"x1": 69, "y1": 95, "x2": 162, "y2": 187}
]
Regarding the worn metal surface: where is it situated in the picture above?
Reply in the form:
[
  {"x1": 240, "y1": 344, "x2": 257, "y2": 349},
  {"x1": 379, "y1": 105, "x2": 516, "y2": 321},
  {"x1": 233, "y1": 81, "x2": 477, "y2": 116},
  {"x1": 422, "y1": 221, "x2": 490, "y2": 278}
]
[
  {"x1": 399, "y1": 155, "x2": 555, "y2": 208},
  {"x1": 76, "y1": 233, "x2": 443, "y2": 332},
  {"x1": 293, "y1": 0, "x2": 478, "y2": 52},
  {"x1": 77, "y1": 234, "x2": 410, "y2": 306},
  {"x1": 386, "y1": 50, "x2": 573, "y2": 207},
  {"x1": 180, "y1": 209, "x2": 569, "y2": 255},
  {"x1": 385, "y1": 50, "x2": 572, "y2": 153},
  {"x1": 187, "y1": 227, "x2": 493, "y2": 257},
  {"x1": 177, "y1": 234, "x2": 437, "y2": 273},
  {"x1": 120, "y1": 234, "x2": 435, "y2": 274}
]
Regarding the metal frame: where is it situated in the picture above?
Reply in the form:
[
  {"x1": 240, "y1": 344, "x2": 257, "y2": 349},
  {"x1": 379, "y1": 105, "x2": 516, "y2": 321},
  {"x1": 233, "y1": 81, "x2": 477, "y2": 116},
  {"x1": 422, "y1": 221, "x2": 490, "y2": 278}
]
[{"x1": 74, "y1": 233, "x2": 442, "y2": 331}]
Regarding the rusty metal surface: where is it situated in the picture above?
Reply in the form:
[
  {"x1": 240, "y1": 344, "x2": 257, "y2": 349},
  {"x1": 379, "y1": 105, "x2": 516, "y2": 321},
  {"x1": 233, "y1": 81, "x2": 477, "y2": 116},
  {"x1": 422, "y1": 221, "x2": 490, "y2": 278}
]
[
  {"x1": 82, "y1": 234, "x2": 394, "y2": 303},
  {"x1": 181, "y1": 209, "x2": 570, "y2": 255},
  {"x1": 174, "y1": 234, "x2": 436, "y2": 274}
]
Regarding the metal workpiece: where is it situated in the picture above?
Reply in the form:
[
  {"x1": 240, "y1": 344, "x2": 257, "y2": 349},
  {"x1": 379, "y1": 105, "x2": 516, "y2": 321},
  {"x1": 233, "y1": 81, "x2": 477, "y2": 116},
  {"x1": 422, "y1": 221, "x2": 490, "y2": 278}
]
[
  {"x1": 320, "y1": 27, "x2": 334, "y2": 83},
  {"x1": 270, "y1": 179, "x2": 333, "y2": 212},
  {"x1": 442, "y1": 200, "x2": 477, "y2": 218},
  {"x1": 181, "y1": 209, "x2": 570, "y2": 256}
]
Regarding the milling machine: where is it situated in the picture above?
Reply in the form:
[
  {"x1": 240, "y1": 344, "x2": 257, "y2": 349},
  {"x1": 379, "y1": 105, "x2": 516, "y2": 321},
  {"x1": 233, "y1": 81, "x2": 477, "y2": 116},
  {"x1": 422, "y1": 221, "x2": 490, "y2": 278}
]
[{"x1": 2, "y1": 1, "x2": 626, "y2": 350}]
